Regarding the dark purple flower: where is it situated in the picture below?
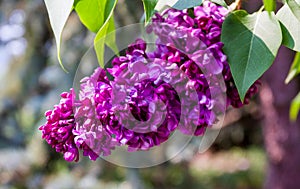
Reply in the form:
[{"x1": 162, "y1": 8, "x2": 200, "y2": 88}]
[
  {"x1": 97, "y1": 40, "x2": 182, "y2": 151},
  {"x1": 102, "y1": 38, "x2": 217, "y2": 152},
  {"x1": 39, "y1": 89, "x2": 80, "y2": 162},
  {"x1": 40, "y1": 2, "x2": 260, "y2": 160},
  {"x1": 149, "y1": 43, "x2": 222, "y2": 136},
  {"x1": 74, "y1": 68, "x2": 119, "y2": 159},
  {"x1": 40, "y1": 88, "x2": 108, "y2": 162},
  {"x1": 150, "y1": 1, "x2": 259, "y2": 108}
]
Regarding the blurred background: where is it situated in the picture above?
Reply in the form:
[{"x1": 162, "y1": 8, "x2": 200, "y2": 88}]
[{"x1": 0, "y1": 0, "x2": 299, "y2": 189}]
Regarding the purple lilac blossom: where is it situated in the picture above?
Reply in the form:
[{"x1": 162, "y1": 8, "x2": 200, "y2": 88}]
[
  {"x1": 39, "y1": 89, "x2": 81, "y2": 162},
  {"x1": 150, "y1": 1, "x2": 259, "y2": 108},
  {"x1": 73, "y1": 68, "x2": 119, "y2": 159},
  {"x1": 39, "y1": 88, "x2": 114, "y2": 162},
  {"x1": 100, "y1": 40, "x2": 183, "y2": 151},
  {"x1": 147, "y1": 43, "x2": 220, "y2": 136},
  {"x1": 40, "y1": 2, "x2": 260, "y2": 159},
  {"x1": 103, "y1": 36, "x2": 221, "y2": 150}
]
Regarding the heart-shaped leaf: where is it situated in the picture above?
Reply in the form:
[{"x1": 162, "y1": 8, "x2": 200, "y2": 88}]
[
  {"x1": 221, "y1": 10, "x2": 282, "y2": 101},
  {"x1": 277, "y1": 0, "x2": 300, "y2": 51}
]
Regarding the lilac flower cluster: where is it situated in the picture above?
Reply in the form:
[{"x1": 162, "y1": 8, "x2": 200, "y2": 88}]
[
  {"x1": 39, "y1": 86, "x2": 117, "y2": 162},
  {"x1": 39, "y1": 89, "x2": 81, "y2": 162},
  {"x1": 104, "y1": 40, "x2": 184, "y2": 150},
  {"x1": 39, "y1": 2, "x2": 260, "y2": 162},
  {"x1": 150, "y1": 1, "x2": 259, "y2": 108},
  {"x1": 73, "y1": 69, "x2": 119, "y2": 159},
  {"x1": 147, "y1": 43, "x2": 219, "y2": 136}
]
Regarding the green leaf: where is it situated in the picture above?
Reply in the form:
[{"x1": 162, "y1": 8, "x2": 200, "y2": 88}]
[
  {"x1": 277, "y1": 0, "x2": 300, "y2": 51},
  {"x1": 263, "y1": 0, "x2": 276, "y2": 12},
  {"x1": 221, "y1": 10, "x2": 282, "y2": 101},
  {"x1": 210, "y1": 0, "x2": 228, "y2": 7},
  {"x1": 44, "y1": 0, "x2": 74, "y2": 72},
  {"x1": 287, "y1": 0, "x2": 300, "y2": 22},
  {"x1": 155, "y1": 0, "x2": 203, "y2": 11},
  {"x1": 285, "y1": 52, "x2": 300, "y2": 83},
  {"x1": 94, "y1": 0, "x2": 118, "y2": 68},
  {"x1": 74, "y1": 0, "x2": 105, "y2": 33},
  {"x1": 104, "y1": 16, "x2": 119, "y2": 55},
  {"x1": 290, "y1": 92, "x2": 300, "y2": 121},
  {"x1": 142, "y1": 0, "x2": 158, "y2": 23},
  {"x1": 172, "y1": 0, "x2": 203, "y2": 10}
]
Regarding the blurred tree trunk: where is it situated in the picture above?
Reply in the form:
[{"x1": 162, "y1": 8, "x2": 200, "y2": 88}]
[
  {"x1": 242, "y1": 1, "x2": 300, "y2": 188},
  {"x1": 260, "y1": 47, "x2": 300, "y2": 189}
]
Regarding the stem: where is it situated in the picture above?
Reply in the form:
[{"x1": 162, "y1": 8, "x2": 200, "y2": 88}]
[
  {"x1": 229, "y1": 0, "x2": 242, "y2": 11},
  {"x1": 258, "y1": 5, "x2": 265, "y2": 12},
  {"x1": 237, "y1": 0, "x2": 242, "y2": 9}
]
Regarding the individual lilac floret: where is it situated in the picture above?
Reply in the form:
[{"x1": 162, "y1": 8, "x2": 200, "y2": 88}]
[
  {"x1": 39, "y1": 89, "x2": 80, "y2": 162},
  {"x1": 150, "y1": 1, "x2": 259, "y2": 108},
  {"x1": 73, "y1": 68, "x2": 119, "y2": 159}
]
